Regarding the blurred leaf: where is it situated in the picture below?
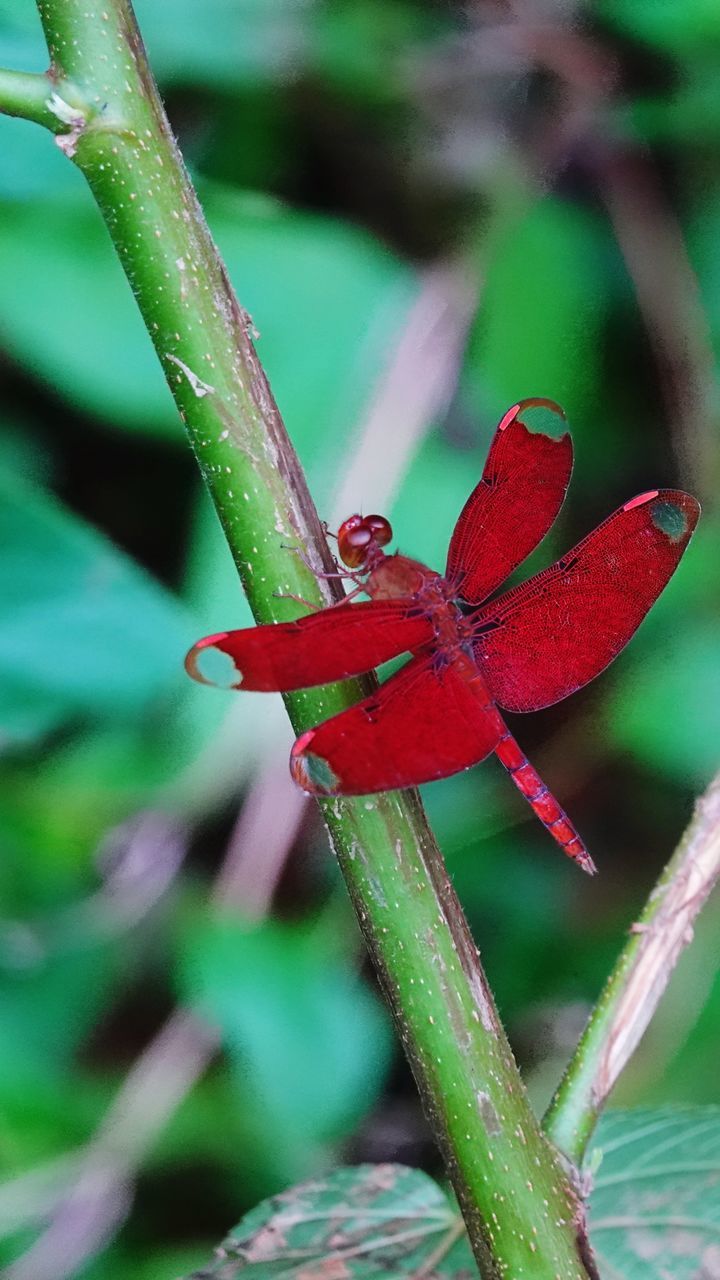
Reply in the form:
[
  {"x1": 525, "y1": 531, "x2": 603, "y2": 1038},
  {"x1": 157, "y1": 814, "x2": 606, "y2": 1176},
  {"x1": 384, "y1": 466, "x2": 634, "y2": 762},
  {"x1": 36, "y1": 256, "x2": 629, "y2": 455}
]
[
  {"x1": 0, "y1": 932, "x2": 119, "y2": 1081},
  {"x1": 0, "y1": 116, "x2": 85, "y2": 199},
  {"x1": 0, "y1": 1063, "x2": 109, "y2": 1174},
  {"x1": 169, "y1": 487, "x2": 285, "y2": 808},
  {"x1": 690, "y1": 188, "x2": 720, "y2": 378},
  {"x1": 208, "y1": 187, "x2": 417, "y2": 504},
  {"x1": 310, "y1": 0, "x2": 448, "y2": 105},
  {"x1": 0, "y1": 189, "x2": 416, "y2": 461},
  {"x1": 101, "y1": 1245, "x2": 218, "y2": 1280},
  {"x1": 182, "y1": 486, "x2": 254, "y2": 629},
  {"x1": 588, "y1": 1107, "x2": 720, "y2": 1277},
  {"x1": 76, "y1": 1246, "x2": 204, "y2": 1280},
  {"x1": 191, "y1": 89, "x2": 291, "y2": 194},
  {"x1": 0, "y1": 195, "x2": 174, "y2": 430},
  {"x1": 134, "y1": 0, "x2": 309, "y2": 90},
  {"x1": 179, "y1": 917, "x2": 393, "y2": 1143},
  {"x1": 184, "y1": 1163, "x2": 471, "y2": 1279},
  {"x1": 600, "y1": 0, "x2": 720, "y2": 55},
  {"x1": 0, "y1": 1, "x2": 46, "y2": 71},
  {"x1": 0, "y1": 725, "x2": 191, "y2": 885},
  {"x1": 0, "y1": 418, "x2": 53, "y2": 486},
  {"x1": 387, "y1": 432, "x2": 484, "y2": 576},
  {"x1": 0, "y1": 467, "x2": 195, "y2": 746},
  {"x1": 466, "y1": 198, "x2": 612, "y2": 438},
  {"x1": 625, "y1": 71, "x2": 720, "y2": 145},
  {"x1": 605, "y1": 619, "x2": 720, "y2": 786}
]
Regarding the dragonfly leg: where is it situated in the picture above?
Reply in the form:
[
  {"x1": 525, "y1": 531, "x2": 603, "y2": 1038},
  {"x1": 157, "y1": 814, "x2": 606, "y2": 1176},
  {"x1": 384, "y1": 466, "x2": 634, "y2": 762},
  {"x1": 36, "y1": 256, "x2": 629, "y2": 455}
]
[
  {"x1": 272, "y1": 590, "x2": 318, "y2": 609},
  {"x1": 273, "y1": 581, "x2": 367, "y2": 611},
  {"x1": 282, "y1": 542, "x2": 352, "y2": 580},
  {"x1": 495, "y1": 732, "x2": 596, "y2": 875}
]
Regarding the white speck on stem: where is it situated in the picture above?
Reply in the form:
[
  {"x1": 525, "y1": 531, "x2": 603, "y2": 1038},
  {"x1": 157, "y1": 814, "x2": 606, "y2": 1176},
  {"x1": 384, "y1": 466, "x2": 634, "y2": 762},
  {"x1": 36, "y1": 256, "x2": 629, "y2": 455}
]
[
  {"x1": 165, "y1": 354, "x2": 215, "y2": 398},
  {"x1": 46, "y1": 91, "x2": 86, "y2": 127},
  {"x1": 47, "y1": 92, "x2": 87, "y2": 158}
]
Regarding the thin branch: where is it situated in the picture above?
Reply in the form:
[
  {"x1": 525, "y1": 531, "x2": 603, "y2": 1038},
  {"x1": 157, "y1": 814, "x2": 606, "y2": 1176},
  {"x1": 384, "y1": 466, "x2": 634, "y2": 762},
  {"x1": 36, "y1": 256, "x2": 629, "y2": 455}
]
[
  {"x1": 212, "y1": 755, "x2": 305, "y2": 917},
  {"x1": 544, "y1": 770, "x2": 720, "y2": 1164},
  {"x1": 0, "y1": 67, "x2": 77, "y2": 130},
  {"x1": 0, "y1": 1155, "x2": 84, "y2": 1242}
]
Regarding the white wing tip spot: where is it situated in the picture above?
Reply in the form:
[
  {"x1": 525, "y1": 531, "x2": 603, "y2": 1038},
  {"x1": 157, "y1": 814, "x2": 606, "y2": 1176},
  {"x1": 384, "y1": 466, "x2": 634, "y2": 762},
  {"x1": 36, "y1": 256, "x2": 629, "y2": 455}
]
[{"x1": 186, "y1": 640, "x2": 242, "y2": 689}]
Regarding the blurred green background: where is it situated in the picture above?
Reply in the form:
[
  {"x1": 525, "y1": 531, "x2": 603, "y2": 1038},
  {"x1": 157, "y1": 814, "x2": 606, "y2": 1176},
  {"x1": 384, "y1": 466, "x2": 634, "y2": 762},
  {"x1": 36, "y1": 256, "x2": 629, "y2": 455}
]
[{"x1": 0, "y1": 1, "x2": 719, "y2": 1276}]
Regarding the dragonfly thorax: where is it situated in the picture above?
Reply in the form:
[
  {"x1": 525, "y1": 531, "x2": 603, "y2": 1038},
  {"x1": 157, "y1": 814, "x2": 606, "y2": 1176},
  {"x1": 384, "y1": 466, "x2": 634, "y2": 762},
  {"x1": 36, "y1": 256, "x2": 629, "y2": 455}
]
[{"x1": 365, "y1": 553, "x2": 435, "y2": 601}]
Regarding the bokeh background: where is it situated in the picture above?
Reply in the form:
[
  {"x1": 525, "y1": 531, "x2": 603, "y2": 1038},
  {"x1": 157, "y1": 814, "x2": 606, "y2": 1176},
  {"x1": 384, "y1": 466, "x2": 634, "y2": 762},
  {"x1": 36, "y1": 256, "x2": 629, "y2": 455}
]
[{"x1": 1, "y1": 1, "x2": 719, "y2": 1276}]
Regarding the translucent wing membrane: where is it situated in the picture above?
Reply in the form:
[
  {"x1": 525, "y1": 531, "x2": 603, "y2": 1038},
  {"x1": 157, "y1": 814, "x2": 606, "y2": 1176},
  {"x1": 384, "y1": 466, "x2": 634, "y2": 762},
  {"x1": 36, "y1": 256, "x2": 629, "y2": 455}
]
[
  {"x1": 291, "y1": 653, "x2": 505, "y2": 795},
  {"x1": 472, "y1": 489, "x2": 700, "y2": 713},
  {"x1": 445, "y1": 398, "x2": 573, "y2": 605},
  {"x1": 186, "y1": 601, "x2": 435, "y2": 692}
]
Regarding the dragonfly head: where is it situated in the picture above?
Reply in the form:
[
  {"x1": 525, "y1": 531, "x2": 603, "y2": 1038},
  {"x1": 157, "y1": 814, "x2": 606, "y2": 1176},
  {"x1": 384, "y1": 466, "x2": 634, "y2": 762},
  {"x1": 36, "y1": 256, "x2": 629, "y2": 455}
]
[{"x1": 337, "y1": 514, "x2": 393, "y2": 570}]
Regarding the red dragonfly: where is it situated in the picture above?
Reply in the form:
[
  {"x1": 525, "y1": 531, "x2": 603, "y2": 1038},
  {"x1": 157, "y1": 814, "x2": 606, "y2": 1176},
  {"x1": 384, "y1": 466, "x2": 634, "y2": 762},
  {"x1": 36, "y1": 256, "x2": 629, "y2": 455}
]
[{"x1": 186, "y1": 399, "x2": 699, "y2": 875}]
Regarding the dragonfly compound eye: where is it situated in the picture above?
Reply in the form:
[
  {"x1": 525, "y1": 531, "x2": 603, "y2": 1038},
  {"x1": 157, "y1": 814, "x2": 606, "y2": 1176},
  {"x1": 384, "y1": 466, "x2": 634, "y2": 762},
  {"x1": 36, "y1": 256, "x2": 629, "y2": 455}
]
[
  {"x1": 337, "y1": 514, "x2": 393, "y2": 568},
  {"x1": 364, "y1": 515, "x2": 393, "y2": 547},
  {"x1": 338, "y1": 516, "x2": 373, "y2": 568}
]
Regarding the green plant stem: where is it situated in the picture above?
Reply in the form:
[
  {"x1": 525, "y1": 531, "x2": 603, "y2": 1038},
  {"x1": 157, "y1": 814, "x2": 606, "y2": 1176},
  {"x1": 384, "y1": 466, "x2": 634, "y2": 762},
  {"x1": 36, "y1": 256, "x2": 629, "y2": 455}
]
[
  {"x1": 1, "y1": 4, "x2": 597, "y2": 1273},
  {"x1": 544, "y1": 771, "x2": 720, "y2": 1164},
  {"x1": 0, "y1": 68, "x2": 52, "y2": 126}
]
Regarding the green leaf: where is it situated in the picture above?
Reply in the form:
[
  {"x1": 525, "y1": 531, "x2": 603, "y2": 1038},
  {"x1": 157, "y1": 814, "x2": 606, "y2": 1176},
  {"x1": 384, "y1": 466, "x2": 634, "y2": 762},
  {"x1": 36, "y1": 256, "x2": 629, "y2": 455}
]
[
  {"x1": 466, "y1": 197, "x2": 611, "y2": 433},
  {"x1": 599, "y1": 0, "x2": 720, "y2": 55},
  {"x1": 178, "y1": 1109, "x2": 720, "y2": 1277},
  {"x1": 0, "y1": 196, "x2": 174, "y2": 430},
  {"x1": 0, "y1": 934, "x2": 119, "y2": 1079},
  {"x1": 94, "y1": 1245, "x2": 217, "y2": 1280},
  {"x1": 625, "y1": 74, "x2": 720, "y2": 146},
  {"x1": 691, "y1": 190, "x2": 720, "y2": 371},
  {"x1": 183, "y1": 1164, "x2": 473, "y2": 1278},
  {"x1": 210, "y1": 187, "x2": 417, "y2": 504},
  {"x1": 134, "y1": 0, "x2": 309, "y2": 89},
  {"x1": 0, "y1": 190, "x2": 416, "y2": 455},
  {"x1": 0, "y1": 467, "x2": 195, "y2": 745},
  {"x1": 605, "y1": 620, "x2": 720, "y2": 787},
  {"x1": 0, "y1": 1, "x2": 47, "y2": 72},
  {"x1": 0, "y1": 115, "x2": 85, "y2": 199},
  {"x1": 178, "y1": 918, "x2": 394, "y2": 1144},
  {"x1": 588, "y1": 1107, "x2": 720, "y2": 1278},
  {"x1": 310, "y1": 0, "x2": 450, "y2": 105}
]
